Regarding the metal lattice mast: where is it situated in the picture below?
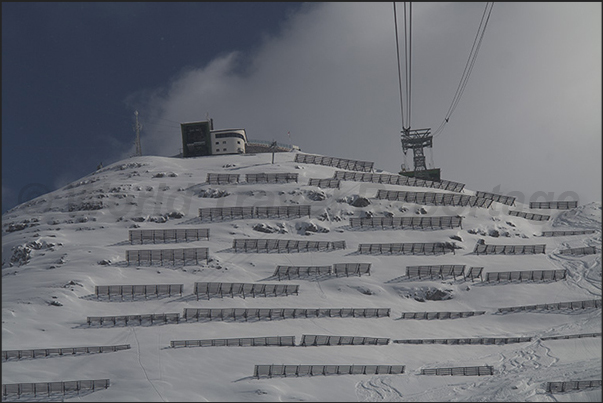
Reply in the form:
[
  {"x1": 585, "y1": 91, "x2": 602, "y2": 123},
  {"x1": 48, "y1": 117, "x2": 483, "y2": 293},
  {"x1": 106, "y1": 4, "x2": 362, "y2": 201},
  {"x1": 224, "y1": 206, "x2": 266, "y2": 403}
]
[
  {"x1": 401, "y1": 127, "x2": 432, "y2": 176},
  {"x1": 134, "y1": 110, "x2": 142, "y2": 157}
]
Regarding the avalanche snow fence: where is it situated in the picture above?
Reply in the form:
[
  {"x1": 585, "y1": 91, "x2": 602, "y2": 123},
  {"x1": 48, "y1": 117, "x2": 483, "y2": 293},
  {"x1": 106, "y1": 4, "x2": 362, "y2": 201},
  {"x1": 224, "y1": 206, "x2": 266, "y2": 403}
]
[
  {"x1": 170, "y1": 336, "x2": 296, "y2": 348},
  {"x1": 199, "y1": 205, "x2": 311, "y2": 220},
  {"x1": 129, "y1": 228, "x2": 209, "y2": 244},
  {"x1": 484, "y1": 269, "x2": 566, "y2": 283},
  {"x1": 2, "y1": 345, "x2": 130, "y2": 361},
  {"x1": 2, "y1": 379, "x2": 110, "y2": 398},
  {"x1": 299, "y1": 335, "x2": 390, "y2": 346},
  {"x1": 530, "y1": 201, "x2": 578, "y2": 209},
  {"x1": 508, "y1": 210, "x2": 550, "y2": 221},
  {"x1": 183, "y1": 307, "x2": 390, "y2": 322},
  {"x1": 232, "y1": 239, "x2": 345, "y2": 253},
  {"x1": 307, "y1": 178, "x2": 341, "y2": 189},
  {"x1": 357, "y1": 242, "x2": 455, "y2": 255},
  {"x1": 541, "y1": 229, "x2": 596, "y2": 237},
  {"x1": 126, "y1": 247, "x2": 208, "y2": 265},
  {"x1": 349, "y1": 216, "x2": 462, "y2": 229},
  {"x1": 332, "y1": 170, "x2": 465, "y2": 192},
  {"x1": 254, "y1": 364, "x2": 404, "y2": 378},
  {"x1": 95, "y1": 284, "x2": 183, "y2": 299},
  {"x1": 245, "y1": 172, "x2": 298, "y2": 183},
  {"x1": 86, "y1": 313, "x2": 181, "y2": 327},
  {"x1": 397, "y1": 311, "x2": 486, "y2": 320},
  {"x1": 375, "y1": 190, "x2": 493, "y2": 208},
  {"x1": 474, "y1": 191, "x2": 516, "y2": 206},
  {"x1": 420, "y1": 366, "x2": 494, "y2": 376},
  {"x1": 206, "y1": 173, "x2": 240, "y2": 184},
  {"x1": 193, "y1": 282, "x2": 299, "y2": 300},
  {"x1": 272, "y1": 263, "x2": 371, "y2": 279},
  {"x1": 473, "y1": 243, "x2": 546, "y2": 255},
  {"x1": 558, "y1": 246, "x2": 598, "y2": 255},
  {"x1": 497, "y1": 299, "x2": 602, "y2": 313},
  {"x1": 546, "y1": 380, "x2": 602, "y2": 393},
  {"x1": 294, "y1": 153, "x2": 374, "y2": 172},
  {"x1": 386, "y1": 265, "x2": 483, "y2": 283},
  {"x1": 394, "y1": 337, "x2": 530, "y2": 345}
]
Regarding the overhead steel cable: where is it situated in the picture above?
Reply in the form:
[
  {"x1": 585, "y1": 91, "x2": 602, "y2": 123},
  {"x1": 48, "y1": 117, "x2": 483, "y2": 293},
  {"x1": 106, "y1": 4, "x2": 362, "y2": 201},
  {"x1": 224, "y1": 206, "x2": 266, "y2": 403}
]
[
  {"x1": 405, "y1": 2, "x2": 412, "y2": 129},
  {"x1": 393, "y1": 2, "x2": 413, "y2": 131},
  {"x1": 393, "y1": 2, "x2": 406, "y2": 130},
  {"x1": 433, "y1": 2, "x2": 494, "y2": 138}
]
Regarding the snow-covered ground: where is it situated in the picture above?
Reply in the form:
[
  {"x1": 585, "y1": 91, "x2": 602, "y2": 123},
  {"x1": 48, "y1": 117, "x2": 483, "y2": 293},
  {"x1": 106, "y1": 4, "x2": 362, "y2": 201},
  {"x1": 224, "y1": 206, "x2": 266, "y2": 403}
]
[{"x1": 2, "y1": 151, "x2": 601, "y2": 402}]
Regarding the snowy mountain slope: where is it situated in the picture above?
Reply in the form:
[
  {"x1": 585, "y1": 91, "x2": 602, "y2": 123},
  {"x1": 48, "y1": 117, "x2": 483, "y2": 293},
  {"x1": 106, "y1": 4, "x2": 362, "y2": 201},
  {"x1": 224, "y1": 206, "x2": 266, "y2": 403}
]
[{"x1": 2, "y1": 151, "x2": 601, "y2": 402}]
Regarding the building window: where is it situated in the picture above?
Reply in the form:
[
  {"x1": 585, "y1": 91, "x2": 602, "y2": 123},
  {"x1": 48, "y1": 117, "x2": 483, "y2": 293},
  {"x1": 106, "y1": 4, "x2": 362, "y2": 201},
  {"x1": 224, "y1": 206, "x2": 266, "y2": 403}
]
[
  {"x1": 215, "y1": 142, "x2": 219, "y2": 145},
  {"x1": 215, "y1": 132, "x2": 245, "y2": 140},
  {"x1": 222, "y1": 141, "x2": 226, "y2": 144}
]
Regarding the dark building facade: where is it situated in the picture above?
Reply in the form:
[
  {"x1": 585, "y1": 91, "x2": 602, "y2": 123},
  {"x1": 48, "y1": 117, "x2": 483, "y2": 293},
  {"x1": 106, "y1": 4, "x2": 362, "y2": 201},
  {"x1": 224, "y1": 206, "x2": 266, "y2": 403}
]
[{"x1": 181, "y1": 120, "x2": 213, "y2": 158}]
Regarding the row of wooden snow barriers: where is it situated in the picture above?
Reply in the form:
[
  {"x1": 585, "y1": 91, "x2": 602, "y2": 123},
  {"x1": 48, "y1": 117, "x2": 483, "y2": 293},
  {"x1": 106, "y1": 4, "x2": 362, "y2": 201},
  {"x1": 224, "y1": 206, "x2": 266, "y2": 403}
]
[
  {"x1": 474, "y1": 243, "x2": 546, "y2": 255},
  {"x1": 95, "y1": 284, "x2": 184, "y2": 299},
  {"x1": 199, "y1": 205, "x2": 311, "y2": 221},
  {"x1": 541, "y1": 229, "x2": 596, "y2": 236},
  {"x1": 93, "y1": 282, "x2": 298, "y2": 301},
  {"x1": 168, "y1": 331, "x2": 602, "y2": 349},
  {"x1": 232, "y1": 238, "x2": 345, "y2": 253},
  {"x1": 244, "y1": 172, "x2": 299, "y2": 183},
  {"x1": 254, "y1": 364, "x2": 405, "y2": 378},
  {"x1": 252, "y1": 364, "x2": 496, "y2": 379},
  {"x1": 546, "y1": 380, "x2": 602, "y2": 393},
  {"x1": 497, "y1": 298, "x2": 602, "y2": 313},
  {"x1": 125, "y1": 247, "x2": 208, "y2": 265},
  {"x1": 170, "y1": 335, "x2": 389, "y2": 348},
  {"x1": 484, "y1": 269, "x2": 566, "y2": 283},
  {"x1": 530, "y1": 200, "x2": 578, "y2": 209},
  {"x1": 375, "y1": 190, "x2": 493, "y2": 208},
  {"x1": 84, "y1": 299, "x2": 602, "y2": 326},
  {"x1": 394, "y1": 333, "x2": 601, "y2": 345},
  {"x1": 86, "y1": 308, "x2": 391, "y2": 326},
  {"x1": 129, "y1": 228, "x2": 209, "y2": 244},
  {"x1": 93, "y1": 271, "x2": 376, "y2": 300},
  {"x1": 357, "y1": 242, "x2": 455, "y2": 255},
  {"x1": 272, "y1": 263, "x2": 371, "y2": 280},
  {"x1": 2, "y1": 379, "x2": 110, "y2": 399},
  {"x1": 420, "y1": 366, "x2": 494, "y2": 376},
  {"x1": 194, "y1": 282, "x2": 299, "y2": 300},
  {"x1": 183, "y1": 307, "x2": 391, "y2": 322},
  {"x1": 559, "y1": 246, "x2": 598, "y2": 255},
  {"x1": 398, "y1": 311, "x2": 486, "y2": 320},
  {"x1": 207, "y1": 172, "x2": 299, "y2": 184},
  {"x1": 508, "y1": 210, "x2": 550, "y2": 221},
  {"x1": 294, "y1": 153, "x2": 374, "y2": 172},
  {"x1": 349, "y1": 215, "x2": 462, "y2": 229},
  {"x1": 332, "y1": 170, "x2": 465, "y2": 192},
  {"x1": 474, "y1": 191, "x2": 516, "y2": 206},
  {"x1": 385, "y1": 265, "x2": 483, "y2": 282},
  {"x1": 307, "y1": 178, "x2": 341, "y2": 189},
  {"x1": 2, "y1": 344, "x2": 130, "y2": 361},
  {"x1": 207, "y1": 172, "x2": 343, "y2": 188}
]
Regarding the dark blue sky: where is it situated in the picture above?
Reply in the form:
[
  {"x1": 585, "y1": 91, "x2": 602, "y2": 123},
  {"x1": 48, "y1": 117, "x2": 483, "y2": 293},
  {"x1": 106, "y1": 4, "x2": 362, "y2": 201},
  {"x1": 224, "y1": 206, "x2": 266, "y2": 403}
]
[{"x1": 2, "y1": 2, "x2": 302, "y2": 212}]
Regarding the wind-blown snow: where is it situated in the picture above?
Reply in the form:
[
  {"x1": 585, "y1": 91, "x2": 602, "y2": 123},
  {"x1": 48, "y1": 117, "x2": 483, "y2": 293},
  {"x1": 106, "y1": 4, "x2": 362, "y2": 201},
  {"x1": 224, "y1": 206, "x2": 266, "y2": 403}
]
[{"x1": 2, "y1": 152, "x2": 601, "y2": 402}]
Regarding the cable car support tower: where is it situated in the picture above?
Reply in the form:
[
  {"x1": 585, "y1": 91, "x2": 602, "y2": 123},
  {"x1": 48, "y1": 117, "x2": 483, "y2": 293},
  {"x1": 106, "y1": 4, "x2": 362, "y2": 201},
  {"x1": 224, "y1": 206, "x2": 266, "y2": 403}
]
[
  {"x1": 393, "y1": 2, "x2": 438, "y2": 181},
  {"x1": 393, "y1": 2, "x2": 493, "y2": 182}
]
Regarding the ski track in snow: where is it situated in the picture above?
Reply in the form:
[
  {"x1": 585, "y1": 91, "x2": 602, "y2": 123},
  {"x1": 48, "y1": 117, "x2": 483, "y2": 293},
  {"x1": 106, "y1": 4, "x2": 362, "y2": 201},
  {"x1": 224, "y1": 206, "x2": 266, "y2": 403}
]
[
  {"x1": 355, "y1": 376, "x2": 404, "y2": 402},
  {"x1": 131, "y1": 327, "x2": 166, "y2": 402}
]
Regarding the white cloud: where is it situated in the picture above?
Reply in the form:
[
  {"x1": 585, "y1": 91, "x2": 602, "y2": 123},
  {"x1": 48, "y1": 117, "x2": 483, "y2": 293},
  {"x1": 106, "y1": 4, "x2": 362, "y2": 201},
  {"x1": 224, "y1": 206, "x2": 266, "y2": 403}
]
[{"x1": 131, "y1": 2, "x2": 601, "y2": 204}]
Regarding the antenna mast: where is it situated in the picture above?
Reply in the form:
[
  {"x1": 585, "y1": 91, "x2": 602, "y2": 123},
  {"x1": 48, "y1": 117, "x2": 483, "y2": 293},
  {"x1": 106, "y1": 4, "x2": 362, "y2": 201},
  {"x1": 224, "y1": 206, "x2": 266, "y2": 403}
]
[{"x1": 134, "y1": 110, "x2": 142, "y2": 157}]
